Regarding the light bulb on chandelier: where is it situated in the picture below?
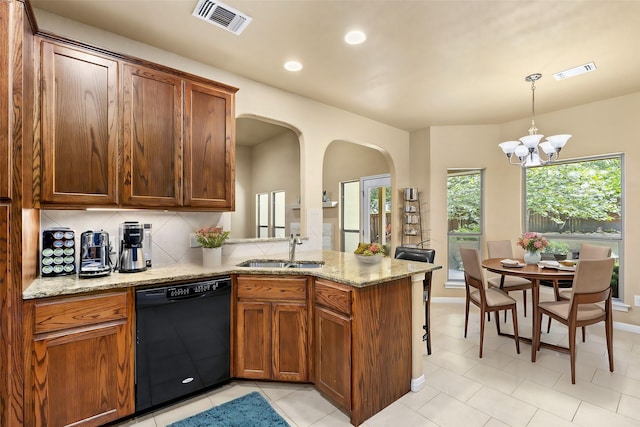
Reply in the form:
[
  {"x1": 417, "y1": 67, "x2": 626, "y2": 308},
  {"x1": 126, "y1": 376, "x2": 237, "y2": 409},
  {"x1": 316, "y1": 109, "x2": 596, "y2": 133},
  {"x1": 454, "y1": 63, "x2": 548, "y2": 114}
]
[{"x1": 498, "y1": 73, "x2": 571, "y2": 167}]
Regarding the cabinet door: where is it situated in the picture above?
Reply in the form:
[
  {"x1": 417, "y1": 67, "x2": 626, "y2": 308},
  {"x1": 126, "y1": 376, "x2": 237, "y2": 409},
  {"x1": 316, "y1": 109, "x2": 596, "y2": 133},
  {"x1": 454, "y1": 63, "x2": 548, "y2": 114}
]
[
  {"x1": 0, "y1": 205, "x2": 7, "y2": 297},
  {"x1": 26, "y1": 292, "x2": 133, "y2": 427},
  {"x1": 315, "y1": 305, "x2": 351, "y2": 409},
  {"x1": 184, "y1": 80, "x2": 235, "y2": 209},
  {"x1": 122, "y1": 63, "x2": 182, "y2": 206},
  {"x1": 40, "y1": 41, "x2": 118, "y2": 205},
  {"x1": 272, "y1": 302, "x2": 308, "y2": 382},
  {"x1": 235, "y1": 301, "x2": 271, "y2": 379},
  {"x1": 0, "y1": 13, "x2": 10, "y2": 200},
  {"x1": 32, "y1": 322, "x2": 130, "y2": 427}
]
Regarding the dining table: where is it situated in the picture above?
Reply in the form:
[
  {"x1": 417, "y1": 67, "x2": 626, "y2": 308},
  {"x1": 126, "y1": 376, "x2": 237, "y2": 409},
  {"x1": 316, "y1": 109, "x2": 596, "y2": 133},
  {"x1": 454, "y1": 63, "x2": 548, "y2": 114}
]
[{"x1": 481, "y1": 258, "x2": 576, "y2": 361}]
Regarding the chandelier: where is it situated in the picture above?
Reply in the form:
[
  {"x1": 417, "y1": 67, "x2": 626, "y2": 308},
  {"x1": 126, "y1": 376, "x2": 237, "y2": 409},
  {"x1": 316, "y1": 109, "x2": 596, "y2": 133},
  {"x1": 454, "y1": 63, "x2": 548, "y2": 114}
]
[{"x1": 498, "y1": 73, "x2": 571, "y2": 167}]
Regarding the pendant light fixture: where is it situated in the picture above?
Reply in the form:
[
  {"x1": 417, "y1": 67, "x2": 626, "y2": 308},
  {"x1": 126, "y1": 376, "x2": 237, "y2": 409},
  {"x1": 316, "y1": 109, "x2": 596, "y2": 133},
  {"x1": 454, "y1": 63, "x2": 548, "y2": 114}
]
[{"x1": 498, "y1": 74, "x2": 571, "y2": 167}]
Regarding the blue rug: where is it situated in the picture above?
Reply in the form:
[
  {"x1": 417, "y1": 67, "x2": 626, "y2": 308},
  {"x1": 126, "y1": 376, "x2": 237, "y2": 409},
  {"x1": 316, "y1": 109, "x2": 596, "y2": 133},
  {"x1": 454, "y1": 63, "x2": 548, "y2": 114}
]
[{"x1": 168, "y1": 391, "x2": 290, "y2": 427}]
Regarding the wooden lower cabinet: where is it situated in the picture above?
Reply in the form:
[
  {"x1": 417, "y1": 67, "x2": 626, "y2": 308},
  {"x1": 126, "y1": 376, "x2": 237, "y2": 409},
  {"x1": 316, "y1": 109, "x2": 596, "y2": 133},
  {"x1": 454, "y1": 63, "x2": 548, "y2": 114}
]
[
  {"x1": 272, "y1": 302, "x2": 309, "y2": 381},
  {"x1": 24, "y1": 291, "x2": 134, "y2": 427},
  {"x1": 315, "y1": 305, "x2": 351, "y2": 409},
  {"x1": 234, "y1": 275, "x2": 310, "y2": 382},
  {"x1": 235, "y1": 301, "x2": 271, "y2": 379},
  {"x1": 314, "y1": 277, "x2": 412, "y2": 427}
]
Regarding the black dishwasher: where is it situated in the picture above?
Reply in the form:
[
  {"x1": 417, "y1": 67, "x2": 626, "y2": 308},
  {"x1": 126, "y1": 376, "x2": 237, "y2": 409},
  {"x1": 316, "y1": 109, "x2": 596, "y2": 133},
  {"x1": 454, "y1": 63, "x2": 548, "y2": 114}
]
[{"x1": 135, "y1": 276, "x2": 231, "y2": 412}]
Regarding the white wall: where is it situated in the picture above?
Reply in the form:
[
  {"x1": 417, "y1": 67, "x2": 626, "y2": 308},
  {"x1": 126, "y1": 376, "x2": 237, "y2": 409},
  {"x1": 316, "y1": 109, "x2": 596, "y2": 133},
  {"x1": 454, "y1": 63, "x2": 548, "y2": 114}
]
[
  {"x1": 231, "y1": 131, "x2": 300, "y2": 239},
  {"x1": 232, "y1": 145, "x2": 252, "y2": 238}
]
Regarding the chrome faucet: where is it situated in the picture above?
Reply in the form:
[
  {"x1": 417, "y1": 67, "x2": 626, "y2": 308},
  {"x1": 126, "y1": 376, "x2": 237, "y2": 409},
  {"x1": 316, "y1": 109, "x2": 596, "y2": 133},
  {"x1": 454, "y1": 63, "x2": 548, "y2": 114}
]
[{"x1": 289, "y1": 233, "x2": 302, "y2": 262}]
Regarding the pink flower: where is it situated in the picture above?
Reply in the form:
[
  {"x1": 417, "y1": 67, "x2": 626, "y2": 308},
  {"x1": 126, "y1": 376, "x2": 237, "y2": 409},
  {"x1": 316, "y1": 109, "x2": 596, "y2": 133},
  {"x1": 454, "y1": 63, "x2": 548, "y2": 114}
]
[
  {"x1": 195, "y1": 226, "x2": 230, "y2": 248},
  {"x1": 516, "y1": 232, "x2": 548, "y2": 252}
]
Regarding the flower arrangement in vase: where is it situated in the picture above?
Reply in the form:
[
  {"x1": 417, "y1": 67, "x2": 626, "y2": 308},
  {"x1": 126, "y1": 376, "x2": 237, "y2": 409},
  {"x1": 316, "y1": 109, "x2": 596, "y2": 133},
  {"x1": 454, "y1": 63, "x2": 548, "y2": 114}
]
[
  {"x1": 516, "y1": 232, "x2": 548, "y2": 264},
  {"x1": 196, "y1": 226, "x2": 230, "y2": 248},
  {"x1": 196, "y1": 227, "x2": 230, "y2": 268}
]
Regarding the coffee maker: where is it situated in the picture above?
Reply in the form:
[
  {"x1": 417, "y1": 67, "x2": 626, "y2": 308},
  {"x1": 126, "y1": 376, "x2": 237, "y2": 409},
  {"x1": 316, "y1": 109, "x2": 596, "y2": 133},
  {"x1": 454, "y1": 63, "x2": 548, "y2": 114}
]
[
  {"x1": 79, "y1": 230, "x2": 112, "y2": 278},
  {"x1": 118, "y1": 222, "x2": 147, "y2": 273}
]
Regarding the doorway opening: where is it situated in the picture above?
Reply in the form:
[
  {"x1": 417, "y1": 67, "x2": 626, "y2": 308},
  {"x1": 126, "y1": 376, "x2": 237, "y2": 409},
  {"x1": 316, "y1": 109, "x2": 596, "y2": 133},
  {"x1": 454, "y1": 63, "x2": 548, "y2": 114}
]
[{"x1": 340, "y1": 174, "x2": 391, "y2": 252}]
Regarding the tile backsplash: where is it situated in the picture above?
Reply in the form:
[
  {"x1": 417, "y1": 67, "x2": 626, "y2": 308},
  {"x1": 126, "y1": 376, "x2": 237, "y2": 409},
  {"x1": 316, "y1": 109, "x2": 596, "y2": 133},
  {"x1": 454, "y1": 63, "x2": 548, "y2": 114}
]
[
  {"x1": 41, "y1": 210, "x2": 224, "y2": 267},
  {"x1": 40, "y1": 210, "x2": 301, "y2": 269}
]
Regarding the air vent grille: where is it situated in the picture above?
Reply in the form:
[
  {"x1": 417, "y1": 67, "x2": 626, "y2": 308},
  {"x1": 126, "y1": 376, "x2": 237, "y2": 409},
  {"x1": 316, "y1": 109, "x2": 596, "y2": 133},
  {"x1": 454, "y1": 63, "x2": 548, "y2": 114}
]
[
  {"x1": 552, "y1": 62, "x2": 597, "y2": 80},
  {"x1": 192, "y1": 0, "x2": 252, "y2": 35}
]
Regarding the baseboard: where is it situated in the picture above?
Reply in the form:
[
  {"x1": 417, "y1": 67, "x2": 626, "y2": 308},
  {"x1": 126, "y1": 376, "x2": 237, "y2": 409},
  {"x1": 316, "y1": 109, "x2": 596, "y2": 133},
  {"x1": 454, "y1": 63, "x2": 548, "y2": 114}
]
[
  {"x1": 410, "y1": 375, "x2": 425, "y2": 392},
  {"x1": 432, "y1": 297, "x2": 465, "y2": 304},
  {"x1": 613, "y1": 321, "x2": 640, "y2": 334}
]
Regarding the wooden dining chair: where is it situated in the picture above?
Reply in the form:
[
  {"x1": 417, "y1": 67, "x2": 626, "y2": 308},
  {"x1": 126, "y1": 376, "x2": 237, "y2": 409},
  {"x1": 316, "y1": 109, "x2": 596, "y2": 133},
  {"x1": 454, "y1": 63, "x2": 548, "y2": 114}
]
[
  {"x1": 547, "y1": 243, "x2": 612, "y2": 337},
  {"x1": 533, "y1": 257, "x2": 615, "y2": 384},
  {"x1": 460, "y1": 248, "x2": 520, "y2": 358},
  {"x1": 486, "y1": 240, "x2": 533, "y2": 319},
  {"x1": 394, "y1": 246, "x2": 436, "y2": 355}
]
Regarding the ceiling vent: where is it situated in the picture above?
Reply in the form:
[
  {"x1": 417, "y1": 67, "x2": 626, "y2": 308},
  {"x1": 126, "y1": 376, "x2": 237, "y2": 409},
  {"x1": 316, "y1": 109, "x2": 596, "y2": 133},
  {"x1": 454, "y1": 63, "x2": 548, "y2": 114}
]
[
  {"x1": 192, "y1": 0, "x2": 252, "y2": 35},
  {"x1": 552, "y1": 62, "x2": 597, "y2": 80}
]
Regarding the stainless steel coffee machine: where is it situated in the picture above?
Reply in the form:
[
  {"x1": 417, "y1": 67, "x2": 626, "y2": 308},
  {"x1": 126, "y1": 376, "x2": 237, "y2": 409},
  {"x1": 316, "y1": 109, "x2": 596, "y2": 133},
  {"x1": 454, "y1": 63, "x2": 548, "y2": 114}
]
[
  {"x1": 118, "y1": 222, "x2": 147, "y2": 273},
  {"x1": 79, "y1": 230, "x2": 112, "y2": 278}
]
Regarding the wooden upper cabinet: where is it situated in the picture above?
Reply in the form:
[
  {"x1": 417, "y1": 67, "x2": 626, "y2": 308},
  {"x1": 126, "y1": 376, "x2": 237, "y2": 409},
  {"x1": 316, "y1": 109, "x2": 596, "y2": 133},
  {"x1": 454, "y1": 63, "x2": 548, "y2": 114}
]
[
  {"x1": 122, "y1": 63, "x2": 183, "y2": 207},
  {"x1": 40, "y1": 41, "x2": 119, "y2": 205},
  {"x1": 184, "y1": 81, "x2": 235, "y2": 209},
  {"x1": 36, "y1": 34, "x2": 237, "y2": 210}
]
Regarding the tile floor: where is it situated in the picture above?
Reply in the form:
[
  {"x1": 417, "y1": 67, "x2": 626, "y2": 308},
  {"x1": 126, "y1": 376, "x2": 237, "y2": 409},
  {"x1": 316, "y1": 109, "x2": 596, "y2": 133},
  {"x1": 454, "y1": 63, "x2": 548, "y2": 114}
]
[{"x1": 115, "y1": 296, "x2": 640, "y2": 427}]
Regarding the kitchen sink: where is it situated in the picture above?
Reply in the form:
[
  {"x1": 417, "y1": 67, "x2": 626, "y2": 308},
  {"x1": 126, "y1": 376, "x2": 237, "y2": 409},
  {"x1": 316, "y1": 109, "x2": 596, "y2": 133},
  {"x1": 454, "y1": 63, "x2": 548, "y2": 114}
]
[{"x1": 236, "y1": 259, "x2": 324, "y2": 269}]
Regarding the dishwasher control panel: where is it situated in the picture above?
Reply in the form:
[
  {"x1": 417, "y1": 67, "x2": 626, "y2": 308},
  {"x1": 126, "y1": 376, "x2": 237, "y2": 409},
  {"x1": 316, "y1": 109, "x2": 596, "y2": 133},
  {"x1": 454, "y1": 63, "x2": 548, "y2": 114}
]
[{"x1": 165, "y1": 277, "x2": 231, "y2": 299}]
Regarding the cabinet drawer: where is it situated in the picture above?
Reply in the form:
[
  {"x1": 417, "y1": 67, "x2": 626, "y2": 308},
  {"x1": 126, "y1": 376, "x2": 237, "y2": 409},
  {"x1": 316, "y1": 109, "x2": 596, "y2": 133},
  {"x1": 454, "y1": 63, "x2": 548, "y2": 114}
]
[
  {"x1": 314, "y1": 279, "x2": 352, "y2": 316},
  {"x1": 33, "y1": 292, "x2": 128, "y2": 334},
  {"x1": 237, "y1": 276, "x2": 307, "y2": 301}
]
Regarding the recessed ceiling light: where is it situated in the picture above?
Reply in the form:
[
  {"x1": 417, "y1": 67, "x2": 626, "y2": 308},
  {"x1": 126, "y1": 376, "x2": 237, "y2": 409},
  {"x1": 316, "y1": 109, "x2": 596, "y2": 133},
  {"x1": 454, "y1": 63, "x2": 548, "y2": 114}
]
[
  {"x1": 284, "y1": 61, "x2": 303, "y2": 72},
  {"x1": 553, "y1": 62, "x2": 597, "y2": 80},
  {"x1": 344, "y1": 30, "x2": 367, "y2": 45}
]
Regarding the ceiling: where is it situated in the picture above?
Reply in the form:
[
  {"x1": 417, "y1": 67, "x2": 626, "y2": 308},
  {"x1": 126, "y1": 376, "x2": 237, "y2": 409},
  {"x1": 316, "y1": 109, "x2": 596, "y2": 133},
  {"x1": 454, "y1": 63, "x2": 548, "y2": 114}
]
[{"x1": 29, "y1": 0, "x2": 640, "y2": 134}]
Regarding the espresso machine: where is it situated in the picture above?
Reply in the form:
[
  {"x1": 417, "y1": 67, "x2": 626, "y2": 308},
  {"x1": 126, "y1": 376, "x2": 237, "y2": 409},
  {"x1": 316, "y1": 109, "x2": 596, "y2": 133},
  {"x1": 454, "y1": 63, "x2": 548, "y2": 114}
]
[
  {"x1": 118, "y1": 222, "x2": 147, "y2": 273},
  {"x1": 79, "y1": 230, "x2": 112, "y2": 278}
]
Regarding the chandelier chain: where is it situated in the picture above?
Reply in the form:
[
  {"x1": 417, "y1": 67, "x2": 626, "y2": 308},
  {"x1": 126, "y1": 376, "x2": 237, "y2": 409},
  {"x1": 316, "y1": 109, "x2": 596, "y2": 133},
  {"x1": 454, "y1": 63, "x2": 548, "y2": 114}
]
[{"x1": 528, "y1": 74, "x2": 539, "y2": 135}]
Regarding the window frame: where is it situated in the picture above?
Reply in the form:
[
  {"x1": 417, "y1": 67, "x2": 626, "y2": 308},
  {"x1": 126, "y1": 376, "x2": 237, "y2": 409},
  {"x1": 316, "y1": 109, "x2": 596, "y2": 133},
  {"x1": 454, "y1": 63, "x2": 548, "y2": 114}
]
[
  {"x1": 446, "y1": 169, "x2": 484, "y2": 284},
  {"x1": 522, "y1": 153, "x2": 624, "y2": 301},
  {"x1": 272, "y1": 190, "x2": 286, "y2": 238},
  {"x1": 256, "y1": 192, "x2": 269, "y2": 238},
  {"x1": 340, "y1": 179, "x2": 360, "y2": 252}
]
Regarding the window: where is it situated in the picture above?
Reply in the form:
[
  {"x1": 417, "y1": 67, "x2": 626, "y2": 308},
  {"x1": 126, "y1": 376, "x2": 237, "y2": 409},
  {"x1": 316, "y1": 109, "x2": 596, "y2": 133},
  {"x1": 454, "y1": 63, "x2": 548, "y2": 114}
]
[
  {"x1": 525, "y1": 155, "x2": 623, "y2": 298},
  {"x1": 257, "y1": 191, "x2": 286, "y2": 238},
  {"x1": 447, "y1": 169, "x2": 483, "y2": 282},
  {"x1": 256, "y1": 193, "x2": 268, "y2": 238},
  {"x1": 360, "y1": 174, "x2": 391, "y2": 246},
  {"x1": 341, "y1": 180, "x2": 360, "y2": 252},
  {"x1": 272, "y1": 191, "x2": 286, "y2": 238}
]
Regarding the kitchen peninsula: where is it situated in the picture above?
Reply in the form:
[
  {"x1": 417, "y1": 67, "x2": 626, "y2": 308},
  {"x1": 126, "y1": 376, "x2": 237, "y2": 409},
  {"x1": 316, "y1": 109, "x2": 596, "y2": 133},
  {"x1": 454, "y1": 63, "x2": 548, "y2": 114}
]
[{"x1": 23, "y1": 250, "x2": 439, "y2": 427}]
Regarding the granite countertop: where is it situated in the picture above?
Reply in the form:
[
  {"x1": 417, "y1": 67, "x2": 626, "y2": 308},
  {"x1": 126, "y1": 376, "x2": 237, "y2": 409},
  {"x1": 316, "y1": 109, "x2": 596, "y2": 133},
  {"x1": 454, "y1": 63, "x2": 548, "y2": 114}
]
[{"x1": 23, "y1": 250, "x2": 441, "y2": 300}]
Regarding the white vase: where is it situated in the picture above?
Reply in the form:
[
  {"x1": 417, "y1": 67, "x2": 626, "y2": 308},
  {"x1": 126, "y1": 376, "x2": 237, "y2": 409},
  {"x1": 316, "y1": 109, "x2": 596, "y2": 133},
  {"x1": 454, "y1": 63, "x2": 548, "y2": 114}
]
[
  {"x1": 202, "y1": 247, "x2": 222, "y2": 268},
  {"x1": 523, "y1": 250, "x2": 541, "y2": 265}
]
